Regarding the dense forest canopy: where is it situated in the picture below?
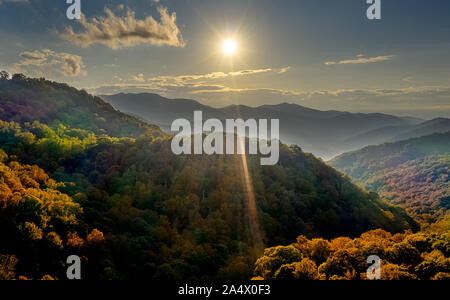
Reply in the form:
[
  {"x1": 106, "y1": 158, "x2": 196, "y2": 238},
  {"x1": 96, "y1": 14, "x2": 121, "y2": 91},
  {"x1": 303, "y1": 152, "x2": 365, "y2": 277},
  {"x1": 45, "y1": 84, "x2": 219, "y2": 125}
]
[
  {"x1": 253, "y1": 228, "x2": 450, "y2": 280},
  {"x1": 0, "y1": 73, "x2": 441, "y2": 280},
  {"x1": 0, "y1": 151, "x2": 99, "y2": 280}
]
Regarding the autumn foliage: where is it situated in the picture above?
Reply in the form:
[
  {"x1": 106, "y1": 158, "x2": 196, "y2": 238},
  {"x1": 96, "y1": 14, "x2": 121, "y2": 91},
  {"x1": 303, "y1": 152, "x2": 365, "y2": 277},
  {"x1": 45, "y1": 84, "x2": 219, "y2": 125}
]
[
  {"x1": 253, "y1": 229, "x2": 450, "y2": 280},
  {"x1": 0, "y1": 74, "x2": 446, "y2": 280}
]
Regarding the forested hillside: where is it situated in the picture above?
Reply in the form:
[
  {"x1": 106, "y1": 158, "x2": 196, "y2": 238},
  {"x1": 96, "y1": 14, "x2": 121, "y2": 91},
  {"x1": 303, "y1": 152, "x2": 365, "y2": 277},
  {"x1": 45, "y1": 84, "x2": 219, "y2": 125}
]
[
  {"x1": 0, "y1": 73, "x2": 163, "y2": 139},
  {"x1": 330, "y1": 133, "x2": 450, "y2": 222},
  {"x1": 0, "y1": 151, "x2": 88, "y2": 280},
  {"x1": 0, "y1": 74, "x2": 419, "y2": 280}
]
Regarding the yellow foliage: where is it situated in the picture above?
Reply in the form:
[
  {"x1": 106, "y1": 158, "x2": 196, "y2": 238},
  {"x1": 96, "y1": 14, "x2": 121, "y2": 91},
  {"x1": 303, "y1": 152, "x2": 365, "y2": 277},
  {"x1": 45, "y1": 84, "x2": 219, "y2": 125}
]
[
  {"x1": 40, "y1": 275, "x2": 56, "y2": 280},
  {"x1": 46, "y1": 232, "x2": 63, "y2": 249},
  {"x1": 294, "y1": 258, "x2": 319, "y2": 280},
  {"x1": 67, "y1": 232, "x2": 85, "y2": 249},
  {"x1": 87, "y1": 229, "x2": 105, "y2": 245},
  {"x1": 22, "y1": 222, "x2": 43, "y2": 241}
]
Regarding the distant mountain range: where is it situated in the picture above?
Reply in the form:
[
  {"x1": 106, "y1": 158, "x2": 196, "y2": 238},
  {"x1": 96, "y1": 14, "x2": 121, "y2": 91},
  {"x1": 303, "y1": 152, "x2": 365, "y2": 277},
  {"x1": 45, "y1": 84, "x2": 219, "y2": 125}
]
[
  {"x1": 342, "y1": 118, "x2": 450, "y2": 153},
  {"x1": 101, "y1": 93, "x2": 450, "y2": 159}
]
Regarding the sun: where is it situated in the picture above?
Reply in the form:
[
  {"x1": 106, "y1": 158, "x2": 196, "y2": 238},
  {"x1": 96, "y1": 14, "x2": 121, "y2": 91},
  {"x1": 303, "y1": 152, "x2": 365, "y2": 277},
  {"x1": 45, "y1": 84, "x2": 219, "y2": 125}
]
[{"x1": 222, "y1": 39, "x2": 238, "y2": 55}]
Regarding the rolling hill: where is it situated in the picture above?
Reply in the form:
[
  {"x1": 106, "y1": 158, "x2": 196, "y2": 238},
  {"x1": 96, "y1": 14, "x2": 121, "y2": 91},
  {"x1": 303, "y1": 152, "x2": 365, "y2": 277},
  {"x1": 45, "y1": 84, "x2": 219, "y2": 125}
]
[
  {"x1": 0, "y1": 75, "x2": 164, "y2": 138},
  {"x1": 330, "y1": 132, "x2": 450, "y2": 222}
]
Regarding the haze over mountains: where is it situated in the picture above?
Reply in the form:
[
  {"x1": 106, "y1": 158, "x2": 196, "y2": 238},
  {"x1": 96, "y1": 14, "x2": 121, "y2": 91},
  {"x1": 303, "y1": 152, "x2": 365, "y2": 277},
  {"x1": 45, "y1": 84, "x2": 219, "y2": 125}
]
[{"x1": 102, "y1": 93, "x2": 450, "y2": 159}]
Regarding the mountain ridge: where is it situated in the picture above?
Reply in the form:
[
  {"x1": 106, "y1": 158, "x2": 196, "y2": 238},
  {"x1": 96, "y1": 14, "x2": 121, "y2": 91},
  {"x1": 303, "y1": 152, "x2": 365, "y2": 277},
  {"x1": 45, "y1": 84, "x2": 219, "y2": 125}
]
[
  {"x1": 101, "y1": 93, "x2": 430, "y2": 159},
  {"x1": 341, "y1": 118, "x2": 450, "y2": 153}
]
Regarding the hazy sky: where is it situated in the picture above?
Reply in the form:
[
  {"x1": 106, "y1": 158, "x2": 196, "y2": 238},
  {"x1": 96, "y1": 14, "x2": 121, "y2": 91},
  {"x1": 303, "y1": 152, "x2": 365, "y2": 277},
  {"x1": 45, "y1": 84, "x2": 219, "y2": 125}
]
[{"x1": 0, "y1": 0, "x2": 449, "y2": 118}]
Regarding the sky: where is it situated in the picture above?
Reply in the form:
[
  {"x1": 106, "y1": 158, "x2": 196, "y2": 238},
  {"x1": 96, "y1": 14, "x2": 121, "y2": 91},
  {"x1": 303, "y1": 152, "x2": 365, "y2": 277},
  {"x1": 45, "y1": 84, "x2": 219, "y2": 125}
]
[{"x1": 0, "y1": 0, "x2": 449, "y2": 119}]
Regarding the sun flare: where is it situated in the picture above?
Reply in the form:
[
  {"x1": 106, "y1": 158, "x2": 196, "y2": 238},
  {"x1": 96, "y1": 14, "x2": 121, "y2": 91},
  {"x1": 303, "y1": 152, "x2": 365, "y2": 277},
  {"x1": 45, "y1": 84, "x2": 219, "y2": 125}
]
[{"x1": 222, "y1": 39, "x2": 238, "y2": 55}]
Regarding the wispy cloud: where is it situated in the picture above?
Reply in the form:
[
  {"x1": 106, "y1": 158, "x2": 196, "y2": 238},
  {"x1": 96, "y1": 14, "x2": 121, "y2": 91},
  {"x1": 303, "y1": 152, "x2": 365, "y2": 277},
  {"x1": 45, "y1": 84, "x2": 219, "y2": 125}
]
[
  {"x1": 60, "y1": 6, "x2": 185, "y2": 49},
  {"x1": 325, "y1": 55, "x2": 394, "y2": 65},
  {"x1": 89, "y1": 66, "x2": 292, "y2": 96},
  {"x1": 12, "y1": 49, "x2": 87, "y2": 77},
  {"x1": 139, "y1": 67, "x2": 286, "y2": 83},
  {"x1": 278, "y1": 66, "x2": 292, "y2": 74}
]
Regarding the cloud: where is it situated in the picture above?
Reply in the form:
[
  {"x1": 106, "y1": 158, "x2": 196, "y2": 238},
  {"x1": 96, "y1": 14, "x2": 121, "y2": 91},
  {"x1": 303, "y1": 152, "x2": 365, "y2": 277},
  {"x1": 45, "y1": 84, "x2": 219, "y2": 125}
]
[
  {"x1": 89, "y1": 66, "x2": 291, "y2": 98},
  {"x1": 278, "y1": 66, "x2": 292, "y2": 74},
  {"x1": 152, "y1": 68, "x2": 277, "y2": 82},
  {"x1": 127, "y1": 67, "x2": 290, "y2": 83},
  {"x1": 101, "y1": 67, "x2": 292, "y2": 98},
  {"x1": 12, "y1": 49, "x2": 87, "y2": 77},
  {"x1": 325, "y1": 55, "x2": 394, "y2": 65},
  {"x1": 60, "y1": 6, "x2": 185, "y2": 49},
  {"x1": 89, "y1": 82, "x2": 450, "y2": 118},
  {"x1": 132, "y1": 73, "x2": 145, "y2": 82}
]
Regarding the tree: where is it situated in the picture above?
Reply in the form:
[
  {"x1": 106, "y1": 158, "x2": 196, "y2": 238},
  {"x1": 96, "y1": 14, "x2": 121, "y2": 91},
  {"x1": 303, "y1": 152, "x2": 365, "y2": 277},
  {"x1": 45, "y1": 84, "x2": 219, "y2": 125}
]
[
  {"x1": 432, "y1": 272, "x2": 450, "y2": 280},
  {"x1": 274, "y1": 263, "x2": 297, "y2": 280},
  {"x1": 87, "y1": 229, "x2": 105, "y2": 245},
  {"x1": 254, "y1": 246, "x2": 303, "y2": 279},
  {"x1": 12, "y1": 73, "x2": 26, "y2": 81},
  {"x1": 310, "y1": 238, "x2": 331, "y2": 264},
  {"x1": 67, "y1": 232, "x2": 85, "y2": 249},
  {"x1": 0, "y1": 255, "x2": 18, "y2": 280},
  {"x1": 382, "y1": 262, "x2": 418, "y2": 280},
  {"x1": 46, "y1": 232, "x2": 63, "y2": 249},
  {"x1": 0, "y1": 149, "x2": 8, "y2": 163},
  {"x1": 0, "y1": 71, "x2": 9, "y2": 81},
  {"x1": 294, "y1": 258, "x2": 319, "y2": 280}
]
